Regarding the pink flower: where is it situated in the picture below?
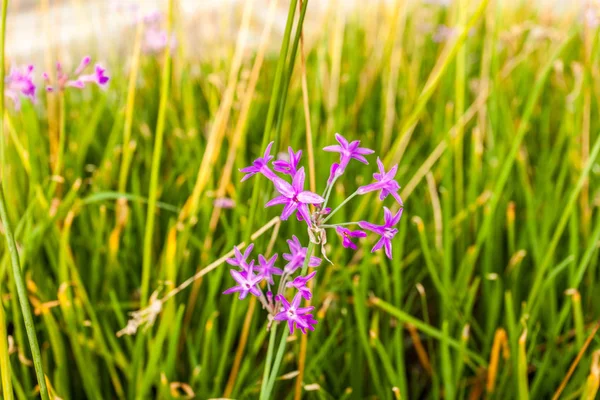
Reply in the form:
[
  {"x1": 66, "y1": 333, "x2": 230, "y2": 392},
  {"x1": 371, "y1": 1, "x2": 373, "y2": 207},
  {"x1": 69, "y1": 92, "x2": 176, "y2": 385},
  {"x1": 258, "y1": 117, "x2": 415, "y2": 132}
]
[
  {"x1": 265, "y1": 168, "x2": 324, "y2": 224},
  {"x1": 282, "y1": 235, "x2": 321, "y2": 273},
  {"x1": 239, "y1": 141, "x2": 278, "y2": 182},
  {"x1": 43, "y1": 56, "x2": 110, "y2": 92},
  {"x1": 223, "y1": 264, "x2": 262, "y2": 300},
  {"x1": 335, "y1": 227, "x2": 367, "y2": 250},
  {"x1": 286, "y1": 271, "x2": 316, "y2": 300},
  {"x1": 5, "y1": 65, "x2": 36, "y2": 109},
  {"x1": 226, "y1": 244, "x2": 254, "y2": 271},
  {"x1": 253, "y1": 254, "x2": 283, "y2": 285},
  {"x1": 357, "y1": 158, "x2": 403, "y2": 205},
  {"x1": 324, "y1": 133, "x2": 374, "y2": 180},
  {"x1": 273, "y1": 147, "x2": 302, "y2": 176},
  {"x1": 359, "y1": 207, "x2": 403, "y2": 259},
  {"x1": 273, "y1": 293, "x2": 317, "y2": 334}
]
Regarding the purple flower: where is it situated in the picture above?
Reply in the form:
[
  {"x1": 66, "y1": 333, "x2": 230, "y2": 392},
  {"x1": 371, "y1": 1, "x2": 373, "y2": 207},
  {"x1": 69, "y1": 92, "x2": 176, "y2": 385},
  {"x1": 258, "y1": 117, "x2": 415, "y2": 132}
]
[
  {"x1": 282, "y1": 235, "x2": 321, "y2": 273},
  {"x1": 273, "y1": 147, "x2": 302, "y2": 176},
  {"x1": 286, "y1": 271, "x2": 316, "y2": 300},
  {"x1": 359, "y1": 207, "x2": 403, "y2": 259},
  {"x1": 273, "y1": 293, "x2": 317, "y2": 334},
  {"x1": 265, "y1": 168, "x2": 324, "y2": 224},
  {"x1": 226, "y1": 244, "x2": 254, "y2": 271},
  {"x1": 43, "y1": 56, "x2": 110, "y2": 92},
  {"x1": 357, "y1": 158, "x2": 403, "y2": 205},
  {"x1": 5, "y1": 65, "x2": 36, "y2": 109},
  {"x1": 253, "y1": 254, "x2": 282, "y2": 285},
  {"x1": 323, "y1": 133, "x2": 374, "y2": 177},
  {"x1": 223, "y1": 264, "x2": 262, "y2": 300},
  {"x1": 239, "y1": 141, "x2": 278, "y2": 182},
  {"x1": 335, "y1": 227, "x2": 367, "y2": 250}
]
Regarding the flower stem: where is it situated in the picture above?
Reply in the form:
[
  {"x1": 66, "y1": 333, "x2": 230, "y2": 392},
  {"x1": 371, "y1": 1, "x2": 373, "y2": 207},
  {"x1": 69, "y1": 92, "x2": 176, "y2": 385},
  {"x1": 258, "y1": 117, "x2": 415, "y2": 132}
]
[
  {"x1": 321, "y1": 222, "x2": 361, "y2": 229},
  {"x1": 0, "y1": 184, "x2": 50, "y2": 400},
  {"x1": 321, "y1": 174, "x2": 339, "y2": 210},
  {"x1": 141, "y1": 0, "x2": 173, "y2": 307},
  {"x1": 48, "y1": 93, "x2": 66, "y2": 198},
  {"x1": 259, "y1": 322, "x2": 278, "y2": 399},
  {"x1": 322, "y1": 190, "x2": 359, "y2": 223},
  {"x1": 260, "y1": 241, "x2": 315, "y2": 399}
]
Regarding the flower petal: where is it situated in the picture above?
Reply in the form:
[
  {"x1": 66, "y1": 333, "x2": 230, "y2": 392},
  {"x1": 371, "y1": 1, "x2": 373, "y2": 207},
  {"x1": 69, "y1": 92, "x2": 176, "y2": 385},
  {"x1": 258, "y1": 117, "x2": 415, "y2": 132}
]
[
  {"x1": 265, "y1": 195, "x2": 289, "y2": 208},
  {"x1": 297, "y1": 191, "x2": 325, "y2": 204},
  {"x1": 323, "y1": 145, "x2": 342, "y2": 153},
  {"x1": 292, "y1": 167, "x2": 306, "y2": 193}
]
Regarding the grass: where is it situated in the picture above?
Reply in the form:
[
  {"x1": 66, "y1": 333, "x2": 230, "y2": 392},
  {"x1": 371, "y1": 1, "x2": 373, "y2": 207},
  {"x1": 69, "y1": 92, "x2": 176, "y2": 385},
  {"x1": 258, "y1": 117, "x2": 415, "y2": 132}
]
[{"x1": 1, "y1": 0, "x2": 600, "y2": 399}]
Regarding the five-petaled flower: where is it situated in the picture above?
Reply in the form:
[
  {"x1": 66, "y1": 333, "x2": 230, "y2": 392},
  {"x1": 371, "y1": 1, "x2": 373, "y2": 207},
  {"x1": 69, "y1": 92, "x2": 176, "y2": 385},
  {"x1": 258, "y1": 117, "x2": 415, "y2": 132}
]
[
  {"x1": 254, "y1": 254, "x2": 283, "y2": 285},
  {"x1": 335, "y1": 226, "x2": 367, "y2": 250},
  {"x1": 266, "y1": 167, "x2": 324, "y2": 224},
  {"x1": 273, "y1": 293, "x2": 317, "y2": 334},
  {"x1": 273, "y1": 146, "x2": 302, "y2": 176},
  {"x1": 324, "y1": 133, "x2": 374, "y2": 180},
  {"x1": 43, "y1": 56, "x2": 109, "y2": 92},
  {"x1": 359, "y1": 207, "x2": 403, "y2": 259},
  {"x1": 222, "y1": 263, "x2": 262, "y2": 300},
  {"x1": 239, "y1": 141, "x2": 278, "y2": 182},
  {"x1": 357, "y1": 157, "x2": 403, "y2": 205},
  {"x1": 283, "y1": 235, "x2": 322, "y2": 273},
  {"x1": 5, "y1": 65, "x2": 36, "y2": 110},
  {"x1": 286, "y1": 271, "x2": 316, "y2": 300}
]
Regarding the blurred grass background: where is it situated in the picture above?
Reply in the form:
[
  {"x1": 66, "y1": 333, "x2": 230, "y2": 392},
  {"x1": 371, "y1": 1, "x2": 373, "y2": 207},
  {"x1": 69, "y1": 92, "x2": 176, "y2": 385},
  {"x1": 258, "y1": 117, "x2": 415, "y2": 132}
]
[{"x1": 1, "y1": 0, "x2": 600, "y2": 399}]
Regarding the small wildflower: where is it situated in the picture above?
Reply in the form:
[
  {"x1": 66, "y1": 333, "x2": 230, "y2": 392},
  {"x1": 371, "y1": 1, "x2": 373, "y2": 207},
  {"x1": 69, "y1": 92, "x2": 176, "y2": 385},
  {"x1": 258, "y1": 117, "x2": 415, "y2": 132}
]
[
  {"x1": 323, "y1": 133, "x2": 374, "y2": 176},
  {"x1": 254, "y1": 254, "x2": 283, "y2": 285},
  {"x1": 286, "y1": 271, "x2": 316, "y2": 300},
  {"x1": 223, "y1": 265, "x2": 262, "y2": 300},
  {"x1": 357, "y1": 158, "x2": 403, "y2": 205},
  {"x1": 226, "y1": 244, "x2": 254, "y2": 271},
  {"x1": 43, "y1": 56, "x2": 110, "y2": 92},
  {"x1": 266, "y1": 167, "x2": 324, "y2": 224},
  {"x1": 283, "y1": 235, "x2": 321, "y2": 273},
  {"x1": 5, "y1": 65, "x2": 36, "y2": 109},
  {"x1": 273, "y1": 293, "x2": 316, "y2": 334},
  {"x1": 335, "y1": 226, "x2": 367, "y2": 250},
  {"x1": 239, "y1": 141, "x2": 278, "y2": 182},
  {"x1": 142, "y1": 12, "x2": 177, "y2": 54},
  {"x1": 273, "y1": 147, "x2": 302, "y2": 176},
  {"x1": 359, "y1": 207, "x2": 403, "y2": 259}
]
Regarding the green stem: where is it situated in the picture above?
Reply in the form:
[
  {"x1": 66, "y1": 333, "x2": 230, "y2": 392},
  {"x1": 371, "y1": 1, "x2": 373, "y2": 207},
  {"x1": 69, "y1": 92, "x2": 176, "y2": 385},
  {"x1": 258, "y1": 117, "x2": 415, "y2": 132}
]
[
  {"x1": 140, "y1": 0, "x2": 173, "y2": 307},
  {"x1": 261, "y1": 242, "x2": 315, "y2": 399},
  {"x1": 244, "y1": 0, "x2": 298, "y2": 240},
  {"x1": 322, "y1": 190, "x2": 359, "y2": 223},
  {"x1": 48, "y1": 93, "x2": 65, "y2": 198},
  {"x1": 259, "y1": 322, "x2": 278, "y2": 399},
  {"x1": 0, "y1": 184, "x2": 50, "y2": 400},
  {"x1": 320, "y1": 222, "x2": 360, "y2": 229}
]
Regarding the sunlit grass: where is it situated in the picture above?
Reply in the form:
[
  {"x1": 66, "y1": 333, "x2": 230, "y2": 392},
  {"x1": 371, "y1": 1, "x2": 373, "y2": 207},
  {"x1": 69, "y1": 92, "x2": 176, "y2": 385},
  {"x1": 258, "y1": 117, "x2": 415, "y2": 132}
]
[{"x1": 0, "y1": 0, "x2": 599, "y2": 399}]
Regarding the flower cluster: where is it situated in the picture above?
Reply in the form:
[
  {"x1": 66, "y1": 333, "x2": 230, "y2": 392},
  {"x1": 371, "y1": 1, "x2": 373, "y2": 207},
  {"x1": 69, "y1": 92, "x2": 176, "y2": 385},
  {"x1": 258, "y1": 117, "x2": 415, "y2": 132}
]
[
  {"x1": 223, "y1": 241, "x2": 320, "y2": 334},
  {"x1": 43, "y1": 56, "x2": 109, "y2": 92},
  {"x1": 3, "y1": 57, "x2": 110, "y2": 110},
  {"x1": 224, "y1": 133, "x2": 404, "y2": 335}
]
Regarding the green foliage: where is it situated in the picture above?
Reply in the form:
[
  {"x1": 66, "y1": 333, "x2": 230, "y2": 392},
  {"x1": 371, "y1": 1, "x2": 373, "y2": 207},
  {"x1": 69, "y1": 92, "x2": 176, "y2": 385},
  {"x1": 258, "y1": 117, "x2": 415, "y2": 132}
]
[{"x1": 0, "y1": 0, "x2": 599, "y2": 399}]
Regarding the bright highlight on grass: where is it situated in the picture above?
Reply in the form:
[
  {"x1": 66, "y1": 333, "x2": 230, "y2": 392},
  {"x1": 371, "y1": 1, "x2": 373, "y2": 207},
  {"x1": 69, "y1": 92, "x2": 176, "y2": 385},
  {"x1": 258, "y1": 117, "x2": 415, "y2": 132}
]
[{"x1": 0, "y1": 0, "x2": 599, "y2": 398}]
